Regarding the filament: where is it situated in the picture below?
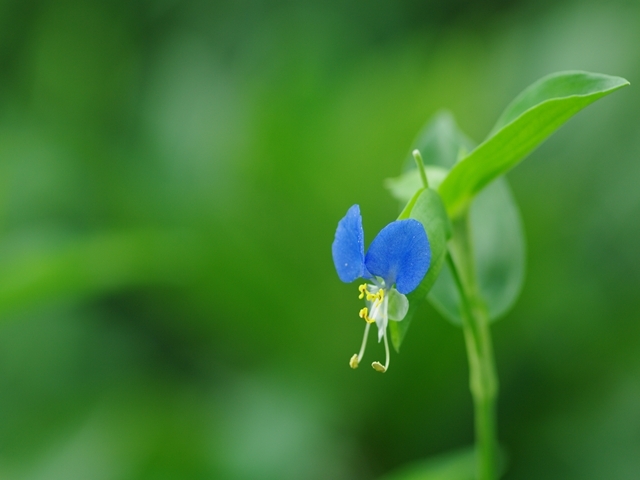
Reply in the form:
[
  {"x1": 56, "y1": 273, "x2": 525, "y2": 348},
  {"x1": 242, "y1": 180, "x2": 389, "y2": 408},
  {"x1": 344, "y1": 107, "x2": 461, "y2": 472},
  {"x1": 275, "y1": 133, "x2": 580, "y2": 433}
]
[
  {"x1": 350, "y1": 322, "x2": 371, "y2": 369},
  {"x1": 357, "y1": 322, "x2": 371, "y2": 361}
]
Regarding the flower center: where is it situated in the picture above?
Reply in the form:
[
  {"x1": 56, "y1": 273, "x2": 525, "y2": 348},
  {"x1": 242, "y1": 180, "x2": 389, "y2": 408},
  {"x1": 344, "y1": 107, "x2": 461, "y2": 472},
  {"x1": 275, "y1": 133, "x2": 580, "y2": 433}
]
[
  {"x1": 350, "y1": 282, "x2": 393, "y2": 373},
  {"x1": 357, "y1": 283, "x2": 385, "y2": 324}
]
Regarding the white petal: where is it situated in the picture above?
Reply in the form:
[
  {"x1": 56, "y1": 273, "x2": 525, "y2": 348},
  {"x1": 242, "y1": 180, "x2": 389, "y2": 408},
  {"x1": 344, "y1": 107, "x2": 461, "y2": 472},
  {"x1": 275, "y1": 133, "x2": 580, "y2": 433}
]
[{"x1": 388, "y1": 288, "x2": 409, "y2": 321}]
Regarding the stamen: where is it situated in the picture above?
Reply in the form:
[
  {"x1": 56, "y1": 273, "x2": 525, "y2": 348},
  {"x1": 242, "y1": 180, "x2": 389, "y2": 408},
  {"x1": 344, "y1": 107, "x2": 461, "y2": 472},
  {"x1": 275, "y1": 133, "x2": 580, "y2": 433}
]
[
  {"x1": 372, "y1": 329, "x2": 391, "y2": 373},
  {"x1": 358, "y1": 307, "x2": 375, "y2": 324},
  {"x1": 366, "y1": 289, "x2": 386, "y2": 323},
  {"x1": 358, "y1": 283, "x2": 385, "y2": 306},
  {"x1": 374, "y1": 289, "x2": 384, "y2": 306},
  {"x1": 349, "y1": 354, "x2": 359, "y2": 369},
  {"x1": 349, "y1": 322, "x2": 371, "y2": 370},
  {"x1": 372, "y1": 361, "x2": 386, "y2": 373}
]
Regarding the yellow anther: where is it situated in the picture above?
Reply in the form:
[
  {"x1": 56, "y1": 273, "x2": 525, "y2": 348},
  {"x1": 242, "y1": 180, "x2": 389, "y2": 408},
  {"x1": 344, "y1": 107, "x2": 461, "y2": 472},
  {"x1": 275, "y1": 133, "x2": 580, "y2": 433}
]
[
  {"x1": 372, "y1": 361, "x2": 387, "y2": 373},
  {"x1": 349, "y1": 354, "x2": 359, "y2": 369},
  {"x1": 372, "y1": 289, "x2": 384, "y2": 306},
  {"x1": 358, "y1": 307, "x2": 374, "y2": 324},
  {"x1": 359, "y1": 284, "x2": 385, "y2": 305}
]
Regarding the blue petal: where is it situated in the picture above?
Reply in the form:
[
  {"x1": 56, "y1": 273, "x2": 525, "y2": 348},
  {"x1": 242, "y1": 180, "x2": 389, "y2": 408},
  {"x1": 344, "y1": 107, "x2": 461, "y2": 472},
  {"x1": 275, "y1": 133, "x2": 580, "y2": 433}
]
[
  {"x1": 332, "y1": 204, "x2": 366, "y2": 283},
  {"x1": 364, "y1": 219, "x2": 430, "y2": 294}
]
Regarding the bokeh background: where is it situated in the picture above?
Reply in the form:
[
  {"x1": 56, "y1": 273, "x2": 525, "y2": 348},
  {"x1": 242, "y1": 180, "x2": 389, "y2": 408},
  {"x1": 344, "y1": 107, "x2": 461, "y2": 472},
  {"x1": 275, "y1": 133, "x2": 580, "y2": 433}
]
[{"x1": 0, "y1": 0, "x2": 638, "y2": 479}]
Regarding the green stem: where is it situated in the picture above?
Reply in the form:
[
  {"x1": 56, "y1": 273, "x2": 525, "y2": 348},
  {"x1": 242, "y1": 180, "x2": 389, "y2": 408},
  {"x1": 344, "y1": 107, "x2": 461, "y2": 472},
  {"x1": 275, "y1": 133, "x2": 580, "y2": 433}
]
[
  {"x1": 412, "y1": 149, "x2": 429, "y2": 189},
  {"x1": 446, "y1": 215, "x2": 499, "y2": 480}
]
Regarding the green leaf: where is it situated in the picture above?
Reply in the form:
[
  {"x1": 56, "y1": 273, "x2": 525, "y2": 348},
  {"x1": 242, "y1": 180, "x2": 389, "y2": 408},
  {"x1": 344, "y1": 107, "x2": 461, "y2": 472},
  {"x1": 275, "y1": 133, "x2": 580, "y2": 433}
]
[
  {"x1": 428, "y1": 177, "x2": 525, "y2": 325},
  {"x1": 389, "y1": 187, "x2": 450, "y2": 351},
  {"x1": 377, "y1": 448, "x2": 475, "y2": 480},
  {"x1": 472, "y1": 179, "x2": 526, "y2": 319},
  {"x1": 439, "y1": 71, "x2": 629, "y2": 218},
  {"x1": 378, "y1": 446, "x2": 507, "y2": 480}
]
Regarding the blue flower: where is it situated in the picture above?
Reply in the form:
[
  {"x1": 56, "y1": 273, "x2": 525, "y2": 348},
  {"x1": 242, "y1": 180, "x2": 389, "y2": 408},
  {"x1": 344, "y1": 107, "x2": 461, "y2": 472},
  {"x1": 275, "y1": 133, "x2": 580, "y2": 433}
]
[{"x1": 332, "y1": 204, "x2": 431, "y2": 372}]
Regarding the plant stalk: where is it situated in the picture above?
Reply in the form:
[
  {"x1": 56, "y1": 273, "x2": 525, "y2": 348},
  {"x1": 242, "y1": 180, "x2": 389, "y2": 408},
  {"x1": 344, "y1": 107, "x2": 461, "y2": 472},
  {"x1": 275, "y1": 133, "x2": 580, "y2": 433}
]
[
  {"x1": 447, "y1": 214, "x2": 499, "y2": 480},
  {"x1": 412, "y1": 149, "x2": 429, "y2": 189}
]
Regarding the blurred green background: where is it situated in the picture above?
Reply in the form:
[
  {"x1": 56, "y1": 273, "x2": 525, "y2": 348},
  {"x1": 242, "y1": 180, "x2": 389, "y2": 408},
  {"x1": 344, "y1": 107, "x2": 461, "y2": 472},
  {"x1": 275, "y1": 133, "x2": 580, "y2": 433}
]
[{"x1": 0, "y1": 0, "x2": 638, "y2": 479}]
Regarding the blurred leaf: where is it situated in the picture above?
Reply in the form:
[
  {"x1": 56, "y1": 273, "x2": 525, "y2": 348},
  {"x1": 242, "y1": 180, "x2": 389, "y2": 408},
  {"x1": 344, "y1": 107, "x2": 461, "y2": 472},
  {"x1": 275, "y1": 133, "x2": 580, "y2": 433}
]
[
  {"x1": 439, "y1": 71, "x2": 629, "y2": 218},
  {"x1": 378, "y1": 448, "x2": 475, "y2": 480},
  {"x1": 472, "y1": 179, "x2": 526, "y2": 320},
  {"x1": 0, "y1": 230, "x2": 201, "y2": 317},
  {"x1": 428, "y1": 177, "x2": 526, "y2": 325},
  {"x1": 385, "y1": 166, "x2": 449, "y2": 204},
  {"x1": 401, "y1": 111, "x2": 476, "y2": 170},
  {"x1": 387, "y1": 111, "x2": 473, "y2": 207},
  {"x1": 390, "y1": 187, "x2": 450, "y2": 351}
]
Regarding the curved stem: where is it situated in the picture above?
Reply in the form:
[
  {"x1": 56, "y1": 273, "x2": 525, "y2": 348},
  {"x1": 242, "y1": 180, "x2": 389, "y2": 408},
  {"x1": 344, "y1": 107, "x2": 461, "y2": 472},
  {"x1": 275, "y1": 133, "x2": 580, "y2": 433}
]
[
  {"x1": 412, "y1": 149, "x2": 429, "y2": 189},
  {"x1": 446, "y1": 214, "x2": 499, "y2": 480}
]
